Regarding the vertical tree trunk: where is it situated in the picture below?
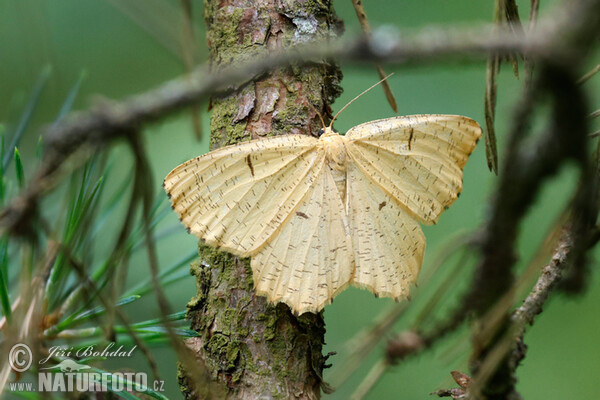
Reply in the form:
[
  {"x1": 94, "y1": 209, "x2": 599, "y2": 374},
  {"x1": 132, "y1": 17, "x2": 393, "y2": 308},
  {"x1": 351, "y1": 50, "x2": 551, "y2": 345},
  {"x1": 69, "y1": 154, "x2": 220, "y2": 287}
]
[{"x1": 178, "y1": 1, "x2": 343, "y2": 398}]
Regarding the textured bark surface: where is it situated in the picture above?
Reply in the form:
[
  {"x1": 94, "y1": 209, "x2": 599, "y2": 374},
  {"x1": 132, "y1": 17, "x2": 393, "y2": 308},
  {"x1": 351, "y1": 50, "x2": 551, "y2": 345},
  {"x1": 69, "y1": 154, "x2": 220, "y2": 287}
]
[{"x1": 178, "y1": 1, "x2": 343, "y2": 399}]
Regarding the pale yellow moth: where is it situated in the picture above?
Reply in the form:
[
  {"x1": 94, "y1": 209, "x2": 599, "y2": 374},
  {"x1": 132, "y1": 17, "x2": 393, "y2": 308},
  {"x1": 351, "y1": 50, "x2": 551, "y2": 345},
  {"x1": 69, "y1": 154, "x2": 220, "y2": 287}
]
[{"x1": 164, "y1": 84, "x2": 481, "y2": 315}]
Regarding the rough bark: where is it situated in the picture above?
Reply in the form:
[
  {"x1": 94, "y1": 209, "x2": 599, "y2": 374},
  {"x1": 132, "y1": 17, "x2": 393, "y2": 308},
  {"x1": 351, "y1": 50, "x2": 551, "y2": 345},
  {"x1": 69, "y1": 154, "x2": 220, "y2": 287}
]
[{"x1": 178, "y1": 1, "x2": 343, "y2": 399}]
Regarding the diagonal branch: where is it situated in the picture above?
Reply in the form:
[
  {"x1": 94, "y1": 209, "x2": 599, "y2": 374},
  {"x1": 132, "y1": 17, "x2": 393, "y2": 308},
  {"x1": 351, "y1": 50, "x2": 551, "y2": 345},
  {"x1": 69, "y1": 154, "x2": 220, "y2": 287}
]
[{"x1": 0, "y1": 14, "x2": 576, "y2": 237}]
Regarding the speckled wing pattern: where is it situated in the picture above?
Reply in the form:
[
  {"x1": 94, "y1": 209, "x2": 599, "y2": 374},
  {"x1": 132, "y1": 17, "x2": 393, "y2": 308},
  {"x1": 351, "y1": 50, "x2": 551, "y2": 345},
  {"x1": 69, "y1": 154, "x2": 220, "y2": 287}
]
[
  {"x1": 346, "y1": 115, "x2": 481, "y2": 224},
  {"x1": 163, "y1": 134, "x2": 321, "y2": 257},
  {"x1": 164, "y1": 114, "x2": 481, "y2": 314},
  {"x1": 252, "y1": 161, "x2": 354, "y2": 313},
  {"x1": 346, "y1": 160, "x2": 424, "y2": 301},
  {"x1": 345, "y1": 115, "x2": 480, "y2": 301}
]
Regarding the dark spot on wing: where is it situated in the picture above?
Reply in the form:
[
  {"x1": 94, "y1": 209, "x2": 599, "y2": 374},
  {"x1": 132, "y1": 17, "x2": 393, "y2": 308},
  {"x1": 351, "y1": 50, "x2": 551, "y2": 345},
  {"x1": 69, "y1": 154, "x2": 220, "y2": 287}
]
[
  {"x1": 408, "y1": 127, "x2": 414, "y2": 151},
  {"x1": 296, "y1": 211, "x2": 309, "y2": 219},
  {"x1": 378, "y1": 201, "x2": 387, "y2": 211},
  {"x1": 246, "y1": 155, "x2": 255, "y2": 177}
]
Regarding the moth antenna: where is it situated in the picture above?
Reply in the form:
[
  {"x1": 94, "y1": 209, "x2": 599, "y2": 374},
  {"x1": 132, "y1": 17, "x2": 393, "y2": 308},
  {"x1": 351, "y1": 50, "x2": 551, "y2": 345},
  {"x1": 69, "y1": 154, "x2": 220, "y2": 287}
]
[
  {"x1": 329, "y1": 73, "x2": 395, "y2": 129},
  {"x1": 307, "y1": 101, "x2": 327, "y2": 129}
]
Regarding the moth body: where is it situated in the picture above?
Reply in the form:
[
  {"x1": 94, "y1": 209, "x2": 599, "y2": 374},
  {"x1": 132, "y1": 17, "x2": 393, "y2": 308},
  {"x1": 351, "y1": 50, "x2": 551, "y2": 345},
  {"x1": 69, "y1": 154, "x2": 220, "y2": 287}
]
[{"x1": 321, "y1": 127, "x2": 348, "y2": 207}]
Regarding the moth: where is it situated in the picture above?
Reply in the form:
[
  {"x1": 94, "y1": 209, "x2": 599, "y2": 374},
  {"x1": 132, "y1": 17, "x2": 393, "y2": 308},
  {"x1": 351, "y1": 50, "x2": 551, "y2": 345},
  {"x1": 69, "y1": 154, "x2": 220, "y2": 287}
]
[{"x1": 164, "y1": 85, "x2": 481, "y2": 315}]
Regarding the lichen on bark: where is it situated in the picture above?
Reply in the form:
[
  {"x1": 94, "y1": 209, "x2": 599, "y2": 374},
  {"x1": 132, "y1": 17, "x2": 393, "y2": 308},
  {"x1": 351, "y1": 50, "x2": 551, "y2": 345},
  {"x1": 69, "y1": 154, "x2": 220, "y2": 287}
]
[{"x1": 179, "y1": 0, "x2": 343, "y2": 398}]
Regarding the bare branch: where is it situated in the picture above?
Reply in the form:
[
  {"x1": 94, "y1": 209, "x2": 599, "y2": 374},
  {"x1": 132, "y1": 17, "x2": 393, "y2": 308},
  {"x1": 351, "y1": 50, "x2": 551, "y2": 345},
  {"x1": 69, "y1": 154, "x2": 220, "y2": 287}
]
[
  {"x1": 510, "y1": 229, "x2": 574, "y2": 364},
  {"x1": 0, "y1": 15, "x2": 574, "y2": 236},
  {"x1": 462, "y1": 0, "x2": 600, "y2": 395},
  {"x1": 577, "y1": 63, "x2": 600, "y2": 85},
  {"x1": 351, "y1": 0, "x2": 398, "y2": 113}
]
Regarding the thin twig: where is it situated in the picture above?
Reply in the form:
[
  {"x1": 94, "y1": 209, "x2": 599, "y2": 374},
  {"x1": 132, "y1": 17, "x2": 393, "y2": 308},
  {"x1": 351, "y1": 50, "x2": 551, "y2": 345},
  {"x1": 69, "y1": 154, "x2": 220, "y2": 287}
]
[
  {"x1": 127, "y1": 131, "x2": 226, "y2": 398},
  {"x1": 351, "y1": 0, "x2": 398, "y2": 113},
  {"x1": 350, "y1": 359, "x2": 388, "y2": 400},
  {"x1": 179, "y1": 0, "x2": 203, "y2": 140},
  {"x1": 577, "y1": 63, "x2": 600, "y2": 85},
  {"x1": 510, "y1": 229, "x2": 573, "y2": 361},
  {"x1": 468, "y1": 63, "x2": 593, "y2": 398},
  {"x1": 453, "y1": 1, "x2": 600, "y2": 396}
]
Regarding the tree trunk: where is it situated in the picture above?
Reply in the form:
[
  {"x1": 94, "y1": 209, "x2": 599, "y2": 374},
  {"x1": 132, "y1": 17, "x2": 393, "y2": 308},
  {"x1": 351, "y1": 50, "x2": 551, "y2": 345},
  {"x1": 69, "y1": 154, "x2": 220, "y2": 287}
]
[{"x1": 178, "y1": 1, "x2": 343, "y2": 398}]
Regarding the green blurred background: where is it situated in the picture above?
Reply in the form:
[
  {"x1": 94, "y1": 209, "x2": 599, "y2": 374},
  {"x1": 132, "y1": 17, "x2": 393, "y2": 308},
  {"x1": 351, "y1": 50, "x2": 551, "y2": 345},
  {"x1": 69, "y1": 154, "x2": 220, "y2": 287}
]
[{"x1": 1, "y1": 0, "x2": 598, "y2": 399}]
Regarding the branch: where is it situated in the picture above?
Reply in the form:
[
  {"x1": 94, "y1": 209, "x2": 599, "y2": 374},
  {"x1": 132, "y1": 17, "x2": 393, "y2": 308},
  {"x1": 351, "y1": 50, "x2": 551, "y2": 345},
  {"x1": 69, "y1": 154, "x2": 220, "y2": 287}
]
[
  {"x1": 462, "y1": 0, "x2": 600, "y2": 396},
  {"x1": 466, "y1": 65, "x2": 592, "y2": 400},
  {"x1": 0, "y1": 8, "x2": 583, "y2": 236},
  {"x1": 509, "y1": 229, "x2": 573, "y2": 366}
]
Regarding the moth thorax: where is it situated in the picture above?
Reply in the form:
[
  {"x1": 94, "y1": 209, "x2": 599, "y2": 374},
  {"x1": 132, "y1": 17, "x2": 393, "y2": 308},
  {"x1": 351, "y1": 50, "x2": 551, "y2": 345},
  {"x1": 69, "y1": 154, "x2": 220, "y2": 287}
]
[
  {"x1": 322, "y1": 133, "x2": 347, "y2": 171},
  {"x1": 321, "y1": 133, "x2": 348, "y2": 203}
]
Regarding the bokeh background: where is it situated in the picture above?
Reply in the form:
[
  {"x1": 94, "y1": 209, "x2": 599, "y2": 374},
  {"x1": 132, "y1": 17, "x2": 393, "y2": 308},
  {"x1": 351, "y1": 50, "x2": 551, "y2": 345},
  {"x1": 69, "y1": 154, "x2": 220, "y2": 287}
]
[{"x1": 1, "y1": 0, "x2": 598, "y2": 398}]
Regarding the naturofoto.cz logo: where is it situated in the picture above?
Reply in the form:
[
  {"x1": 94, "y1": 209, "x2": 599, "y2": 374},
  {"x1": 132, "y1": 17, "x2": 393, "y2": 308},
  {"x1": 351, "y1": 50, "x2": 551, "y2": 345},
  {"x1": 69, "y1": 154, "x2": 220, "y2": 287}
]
[
  {"x1": 37, "y1": 367, "x2": 149, "y2": 393},
  {"x1": 7, "y1": 343, "x2": 164, "y2": 394}
]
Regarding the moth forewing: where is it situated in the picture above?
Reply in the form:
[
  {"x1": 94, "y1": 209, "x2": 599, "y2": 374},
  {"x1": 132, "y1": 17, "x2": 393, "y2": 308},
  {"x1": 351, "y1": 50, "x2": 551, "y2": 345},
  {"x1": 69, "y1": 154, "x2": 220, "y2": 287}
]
[
  {"x1": 345, "y1": 115, "x2": 481, "y2": 225},
  {"x1": 164, "y1": 113, "x2": 481, "y2": 315},
  {"x1": 163, "y1": 134, "x2": 321, "y2": 257}
]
